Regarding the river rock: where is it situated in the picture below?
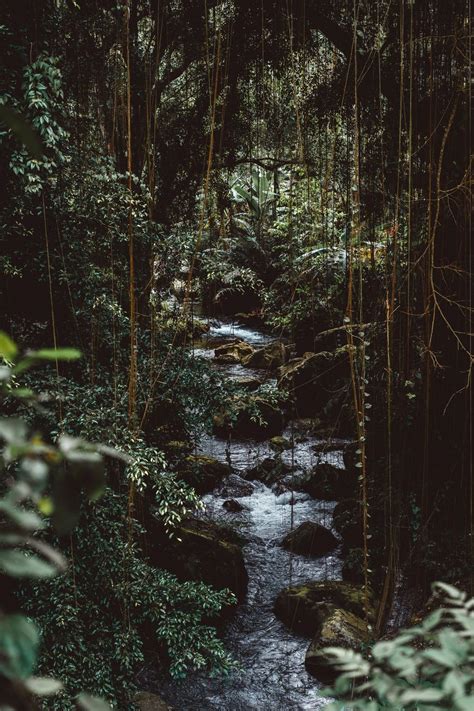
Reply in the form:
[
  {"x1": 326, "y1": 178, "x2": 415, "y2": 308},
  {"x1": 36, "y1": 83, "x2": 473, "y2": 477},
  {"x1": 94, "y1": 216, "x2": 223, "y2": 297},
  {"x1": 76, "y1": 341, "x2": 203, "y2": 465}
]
[
  {"x1": 214, "y1": 340, "x2": 254, "y2": 364},
  {"x1": 242, "y1": 341, "x2": 289, "y2": 370},
  {"x1": 277, "y1": 345, "x2": 354, "y2": 415},
  {"x1": 223, "y1": 499, "x2": 245, "y2": 512},
  {"x1": 281, "y1": 522, "x2": 338, "y2": 556},
  {"x1": 234, "y1": 376, "x2": 264, "y2": 391},
  {"x1": 274, "y1": 580, "x2": 376, "y2": 635},
  {"x1": 220, "y1": 473, "x2": 256, "y2": 497},
  {"x1": 305, "y1": 608, "x2": 371, "y2": 681},
  {"x1": 245, "y1": 457, "x2": 293, "y2": 485},
  {"x1": 301, "y1": 462, "x2": 356, "y2": 500},
  {"x1": 269, "y1": 435, "x2": 292, "y2": 452},
  {"x1": 178, "y1": 455, "x2": 231, "y2": 494},
  {"x1": 135, "y1": 691, "x2": 172, "y2": 710},
  {"x1": 146, "y1": 517, "x2": 248, "y2": 601}
]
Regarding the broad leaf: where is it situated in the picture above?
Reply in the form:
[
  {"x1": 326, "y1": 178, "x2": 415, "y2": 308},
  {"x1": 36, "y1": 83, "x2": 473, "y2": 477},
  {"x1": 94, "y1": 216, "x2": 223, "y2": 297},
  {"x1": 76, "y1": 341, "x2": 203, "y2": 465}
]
[{"x1": 0, "y1": 614, "x2": 39, "y2": 679}]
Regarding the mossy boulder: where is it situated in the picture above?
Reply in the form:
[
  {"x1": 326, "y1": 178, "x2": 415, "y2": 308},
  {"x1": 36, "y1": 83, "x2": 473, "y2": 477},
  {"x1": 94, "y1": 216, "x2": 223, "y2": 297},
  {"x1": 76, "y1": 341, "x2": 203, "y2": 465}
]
[
  {"x1": 305, "y1": 608, "x2": 371, "y2": 681},
  {"x1": 147, "y1": 517, "x2": 248, "y2": 601},
  {"x1": 178, "y1": 455, "x2": 231, "y2": 494},
  {"x1": 165, "y1": 440, "x2": 192, "y2": 459},
  {"x1": 281, "y1": 522, "x2": 338, "y2": 557},
  {"x1": 301, "y1": 462, "x2": 357, "y2": 501},
  {"x1": 242, "y1": 341, "x2": 290, "y2": 370},
  {"x1": 277, "y1": 346, "x2": 354, "y2": 415},
  {"x1": 269, "y1": 436, "x2": 292, "y2": 452},
  {"x1": 274, "y1": 580, "x2": 376, "y2": 635},
  {"x1": 214, "y1": 340, "x2": 254, "y2": 364}
]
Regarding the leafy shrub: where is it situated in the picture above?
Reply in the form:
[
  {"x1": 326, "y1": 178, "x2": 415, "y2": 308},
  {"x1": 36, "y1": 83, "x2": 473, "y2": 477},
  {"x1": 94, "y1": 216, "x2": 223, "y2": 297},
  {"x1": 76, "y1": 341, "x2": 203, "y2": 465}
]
[{"x1": 323, "y1": 582, "x2": 474, "y2": 710}]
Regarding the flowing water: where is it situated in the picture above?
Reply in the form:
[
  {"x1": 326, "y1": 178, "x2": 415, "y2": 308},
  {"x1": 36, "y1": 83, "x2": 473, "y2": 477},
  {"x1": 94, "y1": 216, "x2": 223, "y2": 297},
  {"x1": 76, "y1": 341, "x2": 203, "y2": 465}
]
[{"x1": 156, "y1": 318, "x2": 347, "y2": 710}]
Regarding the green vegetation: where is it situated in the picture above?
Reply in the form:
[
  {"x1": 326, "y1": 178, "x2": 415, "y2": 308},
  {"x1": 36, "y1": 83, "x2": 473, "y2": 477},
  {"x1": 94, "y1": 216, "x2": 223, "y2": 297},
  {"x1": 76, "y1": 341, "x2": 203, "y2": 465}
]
[{"x1": 0, "y1": 1, "x2": 471, "y2": 709}]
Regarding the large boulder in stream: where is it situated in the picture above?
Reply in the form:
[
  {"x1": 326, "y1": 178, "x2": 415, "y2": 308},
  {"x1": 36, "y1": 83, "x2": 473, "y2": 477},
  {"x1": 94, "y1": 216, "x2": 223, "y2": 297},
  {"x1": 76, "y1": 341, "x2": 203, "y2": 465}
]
[
  {"x1": 277, "y1": 345, "x2": 355, "y2": 415},
  {"x1": 301, "y1": 462, "x2": 357, "y2": 501},
  {"x1": 220, "y1": 473, "x2": 256, "y2": 497},
  {"x1": 245, "y1": 457, "x2": 293, "y2": 486},
  {"x1": 305, "y1": 608, "x2": 372, "y2": 681},
  {"x1": 177, "y1": 454, "x2": 231, "y2": 494},
  {"x1": 214, "y1": 340, "x2": 254, "y2": 364},
  {"x1": 242, "y1": 341, "x2": 290, "y2": 370},
  {"x1": 274, "y1": 580, "x2": 376, "y2": 635},
  {"x1": 281, "y1": 522, "x2": 338, "y2": 557},
  {"x1": 146, "y1": 517, "x2": 248, "y2": 602}
]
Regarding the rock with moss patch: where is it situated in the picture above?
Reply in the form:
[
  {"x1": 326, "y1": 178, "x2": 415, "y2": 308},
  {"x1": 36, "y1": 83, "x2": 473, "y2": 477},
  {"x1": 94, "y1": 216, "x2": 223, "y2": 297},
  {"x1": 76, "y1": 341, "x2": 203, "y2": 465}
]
[
  {"x1": 242, "y1": 341, "x2": 290, "y2": 370},
  {"x1": 281, "y1": 522, "x2": 338, "y2": 557},
  {"x1": 178, "y1": 455, "x2": 231, "y2": 494},
  {"x1": 274, "y1": 580, "x2": 376, "y2": 635},
  {"x1": 277, "y1": 346, "x2": 354, "y2": 415},
  {"x1": 305, "y1": 608, "x2": 371, "y2": 681},
  {"x1": 234, "y1": 376, "x2": 264, "y2": 391},
  {"x1": 269, "y1": 435, "x2": 292, "y2": 452},
  {"x1": 214, "y1": 340, "x2": 254, "y2": 364}
]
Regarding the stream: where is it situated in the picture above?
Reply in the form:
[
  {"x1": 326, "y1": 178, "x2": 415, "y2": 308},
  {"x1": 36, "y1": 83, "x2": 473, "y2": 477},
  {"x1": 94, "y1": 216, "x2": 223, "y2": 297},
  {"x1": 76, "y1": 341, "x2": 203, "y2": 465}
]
[{"x1": 157, "y1": 318, "x2": 347, "y2": 710}]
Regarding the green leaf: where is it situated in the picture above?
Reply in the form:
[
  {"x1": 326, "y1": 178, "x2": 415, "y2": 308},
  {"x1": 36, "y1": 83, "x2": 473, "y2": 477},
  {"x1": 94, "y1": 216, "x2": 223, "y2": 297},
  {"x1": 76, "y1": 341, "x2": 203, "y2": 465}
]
[
  {"x1": 0, "y1": 614, "x2": 39, "y2": 679},
  {"x1": 0, "y1": 418, "x2": 27, "y2": 444},
  {"x1": 400, "y1": 688, "x2": 445, "y2": 703},
  {"x1": 0, "y1": 106, "x2": 44, "y2": 158},
  {"x1": 76, "y1": 693, "x2": 113, "y2": 710},
  {"x1": 0, "y1": 332, "x2": 18, "y2": 361},
  {"x1": 24, "y1": 676, "x2": 63, "y2": 696},
  {"x1": 0, "y1": 501, "x2": 43, "y2": 531},
  {"x1": 0, "y1": 549, "x2": 58, "y2": 578},
  {"x1": 30, "y1": 347, "x2": 81, "y2": 361}
]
